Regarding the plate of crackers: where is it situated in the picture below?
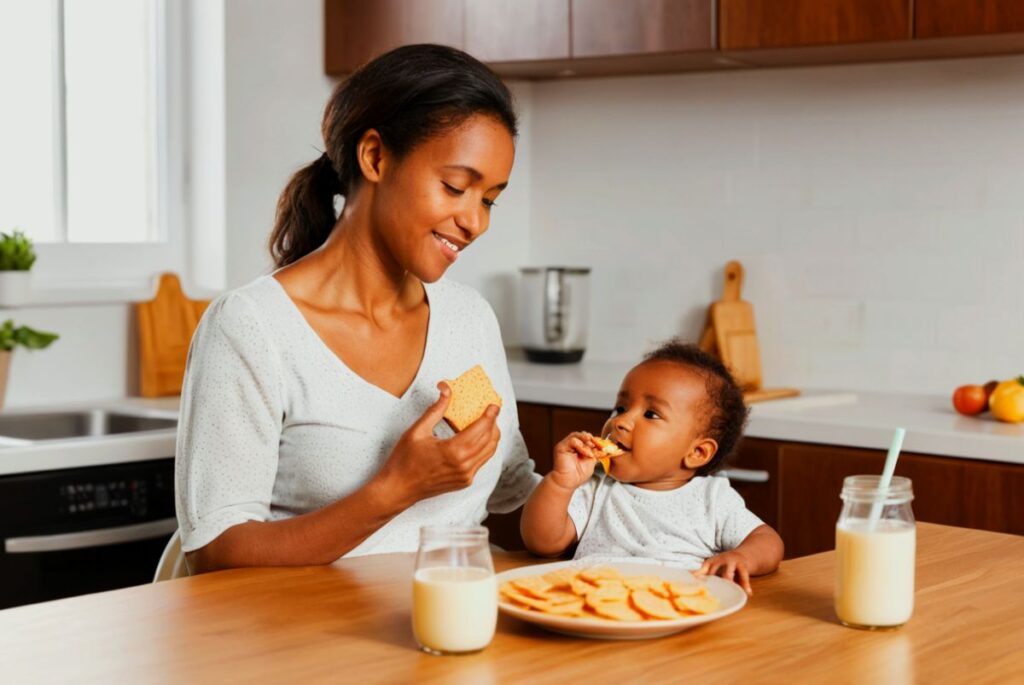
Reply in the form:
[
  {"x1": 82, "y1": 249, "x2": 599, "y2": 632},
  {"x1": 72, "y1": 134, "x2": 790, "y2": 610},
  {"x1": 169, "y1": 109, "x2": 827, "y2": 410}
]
[{"x1": 497, "y1": 561, "x2": 747, "y2": 640}]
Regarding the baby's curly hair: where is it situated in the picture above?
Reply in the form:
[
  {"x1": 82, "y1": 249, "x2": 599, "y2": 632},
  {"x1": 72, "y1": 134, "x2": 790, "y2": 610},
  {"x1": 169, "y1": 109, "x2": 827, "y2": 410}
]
[{"x1": 642, "y1": 339, "x2": 749, "y2": 476}]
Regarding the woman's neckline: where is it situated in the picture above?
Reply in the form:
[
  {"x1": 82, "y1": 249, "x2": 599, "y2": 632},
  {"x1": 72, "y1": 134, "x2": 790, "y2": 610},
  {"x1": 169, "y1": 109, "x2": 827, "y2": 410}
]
[{"x1": 264, "y1": 272, "x2": 436, "y2": 403}]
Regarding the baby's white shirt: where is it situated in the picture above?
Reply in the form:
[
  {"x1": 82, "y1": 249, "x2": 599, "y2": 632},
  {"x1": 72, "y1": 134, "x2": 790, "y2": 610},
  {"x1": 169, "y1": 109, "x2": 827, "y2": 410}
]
[{"x1": 567, "y1": 474, "x2": 765, "y2": 569}]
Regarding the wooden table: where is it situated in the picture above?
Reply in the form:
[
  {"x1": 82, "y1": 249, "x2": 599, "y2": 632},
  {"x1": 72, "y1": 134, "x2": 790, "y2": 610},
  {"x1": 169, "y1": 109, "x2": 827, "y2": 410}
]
[{"x1": 1, "y1": 523, "x2": 1021, "y2": 683}]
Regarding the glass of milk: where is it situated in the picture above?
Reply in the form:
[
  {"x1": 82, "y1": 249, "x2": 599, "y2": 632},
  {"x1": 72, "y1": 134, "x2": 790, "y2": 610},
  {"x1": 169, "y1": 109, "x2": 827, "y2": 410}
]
[
  {"x1": 834, "y1": 475, "x2": 916, "y2": 630},
  {"x1": 412, "y1": 525, "x2": 497, "y2": 655}
]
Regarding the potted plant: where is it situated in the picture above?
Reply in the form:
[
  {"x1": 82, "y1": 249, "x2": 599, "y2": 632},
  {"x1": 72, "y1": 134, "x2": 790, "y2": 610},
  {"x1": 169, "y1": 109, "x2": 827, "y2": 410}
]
[
  {"x1": 0, "y1": 319, "x2": 59, "y2": 409},
  {"x1": 0, "y1": 229, "x2": 37, "y2": 306}
]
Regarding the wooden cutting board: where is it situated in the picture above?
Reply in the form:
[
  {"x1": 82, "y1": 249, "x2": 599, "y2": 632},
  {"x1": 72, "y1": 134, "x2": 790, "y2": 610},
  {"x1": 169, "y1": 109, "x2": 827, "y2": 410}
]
[
  {"x1": 711, "y1": 261, "x2": 762, "y2": 390},
  {"x1": 136, "y1": 273, "x2": 211, "y2": 397},
  {"x1": 701, "y1": 260, "x2": 799, "y2": 404}
]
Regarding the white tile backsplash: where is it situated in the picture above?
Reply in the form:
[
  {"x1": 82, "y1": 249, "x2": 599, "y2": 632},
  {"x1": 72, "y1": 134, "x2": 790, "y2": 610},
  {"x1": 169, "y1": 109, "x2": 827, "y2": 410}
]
[
  {"x1": 16, "y1": 18, "x2": 1022, "y2": 405},
  {"x1": 521, "y1": 55, "x2": 1024, "y2": 394}
]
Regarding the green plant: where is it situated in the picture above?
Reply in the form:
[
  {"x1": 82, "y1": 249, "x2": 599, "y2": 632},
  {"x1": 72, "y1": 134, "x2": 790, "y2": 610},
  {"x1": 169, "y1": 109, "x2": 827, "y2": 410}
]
[
  {"x1": 0, "y1": 319, "x2": 58, "y2": 352},
  {"x1": 0, "y1": 230, "x2": 37, "y2": 271}
]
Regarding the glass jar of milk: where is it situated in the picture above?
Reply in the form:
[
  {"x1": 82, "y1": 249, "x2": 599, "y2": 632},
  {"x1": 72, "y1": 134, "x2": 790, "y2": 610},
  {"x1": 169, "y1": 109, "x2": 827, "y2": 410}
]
[
  {"x1": 412, "y1": 525, "x2": 497, "y2": 655},
  {"x1": 834, "y1": 475, "x2": 915, "y2": 630}
]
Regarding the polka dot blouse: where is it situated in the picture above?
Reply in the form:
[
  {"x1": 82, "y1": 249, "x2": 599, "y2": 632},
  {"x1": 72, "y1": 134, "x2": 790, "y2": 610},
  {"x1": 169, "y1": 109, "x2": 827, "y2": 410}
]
[{"x1": 175, "y1": 273, "x2": 541, "y2": 556}]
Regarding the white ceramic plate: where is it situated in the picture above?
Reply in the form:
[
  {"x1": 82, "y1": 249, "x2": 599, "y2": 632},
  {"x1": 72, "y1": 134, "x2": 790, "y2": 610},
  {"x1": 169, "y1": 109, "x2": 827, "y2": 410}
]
[{"x1": 497, "y1": 560, "x2": 747, "y2": 640}]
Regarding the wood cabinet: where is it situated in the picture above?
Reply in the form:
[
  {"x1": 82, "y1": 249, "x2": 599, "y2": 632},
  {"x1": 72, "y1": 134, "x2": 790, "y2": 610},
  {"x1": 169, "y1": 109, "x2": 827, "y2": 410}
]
[
  {"x1": 465, "y1": 0, "x2": 569, "y2": 63},
  {"x1": 326, "y1": 0, "x2": 1024, "y2": 79},
  {"x1": 773, "y1": 440, "x2": 1024, "y2": 559},
  {"x1": 324, "y1": 0, "x2": 464, "y2": 75},
  {"x1": 516, "y1": 402, "x2": 554, "y2": 474},
  {"x1": 915, "y1": 0, "x2": 1024, "y2": 38},
  {"x1": 719, "y1": 0, "x2": 911, "y2": 50},
  {"x1": 550, "y1": 406, "x2": 609, "y2": 444},
  {"x1": 727, "y1": 438, "x2": 780, "y2": 530},
  {"x1": 571, "y1": 0, "x2": 714, "y2": 58}
]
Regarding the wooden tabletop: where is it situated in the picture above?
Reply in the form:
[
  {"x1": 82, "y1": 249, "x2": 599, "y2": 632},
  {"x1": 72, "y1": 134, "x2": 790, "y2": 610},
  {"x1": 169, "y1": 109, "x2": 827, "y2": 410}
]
[{"x1": 1, "y1": 523, "x2": 1021, "y2": 684}]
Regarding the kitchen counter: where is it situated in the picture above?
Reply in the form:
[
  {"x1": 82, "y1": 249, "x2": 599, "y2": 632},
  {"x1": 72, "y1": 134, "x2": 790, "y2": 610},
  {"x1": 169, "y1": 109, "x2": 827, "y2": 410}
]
[
  {"x1": 1, "y1": 358, "x2": 1019, "y2": 475},
  {"x1": 1, "y1": 523, "x2": 1020, "y2": 683},
  {"x1": 507, "y1": 358, "x2": 1024, "y2": 465},
  {"x1": 0, "y1": 397, "x2": 180, "y2": 476}
]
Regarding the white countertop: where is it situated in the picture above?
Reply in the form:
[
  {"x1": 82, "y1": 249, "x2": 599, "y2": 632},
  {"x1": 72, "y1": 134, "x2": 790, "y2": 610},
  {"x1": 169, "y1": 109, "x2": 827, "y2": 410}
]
[
  {"x1": 1, "y1": 361, "x2": 1020, "y2": 476},
  {"x1": 507, "y1": 358, "x2": 1024, "y2": 465},
  {"x1": 0, "y1": 397, "x2": 180, "y2": 476}
]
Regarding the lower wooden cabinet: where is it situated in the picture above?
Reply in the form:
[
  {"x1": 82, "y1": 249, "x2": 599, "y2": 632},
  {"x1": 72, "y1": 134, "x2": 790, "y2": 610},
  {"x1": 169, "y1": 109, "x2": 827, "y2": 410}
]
[
  {"x1": 726, "y1": 438, "x2": 780, "y2": 531},
  {"x1": 761, "y1": 439, "x2": 1024, "y2": 559},
  {"x1": 485, "y1": 405, "x2": 1024, "y2": 558}
]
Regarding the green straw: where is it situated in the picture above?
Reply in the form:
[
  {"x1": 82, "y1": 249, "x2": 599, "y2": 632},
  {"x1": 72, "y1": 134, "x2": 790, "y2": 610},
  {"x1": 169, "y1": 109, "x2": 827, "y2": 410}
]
[{"x1": 868, "y1": 427, "x2": 906, "y2": 529}]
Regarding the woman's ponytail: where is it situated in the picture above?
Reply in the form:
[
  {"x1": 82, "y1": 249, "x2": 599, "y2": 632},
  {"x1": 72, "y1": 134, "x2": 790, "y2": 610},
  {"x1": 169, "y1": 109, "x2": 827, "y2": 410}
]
[{"x1": 268, "y1": 152, "x2": 341, "y2": 268}]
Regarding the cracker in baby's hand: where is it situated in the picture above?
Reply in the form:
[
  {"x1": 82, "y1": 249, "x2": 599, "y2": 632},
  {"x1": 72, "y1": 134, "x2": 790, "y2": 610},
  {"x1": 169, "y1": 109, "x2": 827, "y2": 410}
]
[
  {"x1": 592, "y1": 437, "x2": 624, "y2": 473},
  {"x1": 442, "y1": 365, "x2": 503, "y2": 432}
]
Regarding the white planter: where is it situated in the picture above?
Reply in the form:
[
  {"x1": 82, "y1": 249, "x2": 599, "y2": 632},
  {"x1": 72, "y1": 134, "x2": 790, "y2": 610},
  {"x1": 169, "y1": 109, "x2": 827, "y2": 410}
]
[{"x1": 0, "y1": 271, "x2": 32, "y2": 307}]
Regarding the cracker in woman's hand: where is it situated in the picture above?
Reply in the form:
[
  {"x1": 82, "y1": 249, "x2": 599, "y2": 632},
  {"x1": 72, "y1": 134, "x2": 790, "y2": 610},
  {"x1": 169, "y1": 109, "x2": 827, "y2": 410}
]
[{"x1": 442, "y1": 365, "x2": 503, "y2": 432}]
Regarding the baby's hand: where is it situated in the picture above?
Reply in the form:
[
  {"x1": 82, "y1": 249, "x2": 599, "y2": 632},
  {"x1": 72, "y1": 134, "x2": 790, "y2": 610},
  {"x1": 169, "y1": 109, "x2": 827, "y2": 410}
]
[
  {"x1": 694, "y1": 550, "x2": 753, "y2": 596},
  {"x1": 549, "y1": 431, "x2": 600, "y2": 491}
]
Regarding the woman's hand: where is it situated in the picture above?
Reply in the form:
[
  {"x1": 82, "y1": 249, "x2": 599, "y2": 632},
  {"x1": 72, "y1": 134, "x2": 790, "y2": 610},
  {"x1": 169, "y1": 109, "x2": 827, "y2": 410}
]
[
  {"x1": 548, "y1": 431, "x2": 599, "y2": 492},
  {"x1": 376, "y1": 382, "x2": 501, "y2": 507}
]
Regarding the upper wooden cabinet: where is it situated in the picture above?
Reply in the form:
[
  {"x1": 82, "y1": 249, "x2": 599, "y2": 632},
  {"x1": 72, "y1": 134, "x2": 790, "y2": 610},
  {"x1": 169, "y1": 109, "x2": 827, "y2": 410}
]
[
  {"x1": 571, "y1": 0, "x2": 714, "y2": 58},
  {"x1": 324, "y1": 0, "x2": 464, "y2": 75},
  {"x1": 719, "y1": 0, "x2": 911, "y2": 50},
  {"x1": 325, "y1": 0, "x2": 1024, "y2": 78},
  {"x1": 465, "y1": 0, "x2": 569, "y2": 63},
  {"x1": 916, "y1": 0, "x2": 1024, "y2": 38}
]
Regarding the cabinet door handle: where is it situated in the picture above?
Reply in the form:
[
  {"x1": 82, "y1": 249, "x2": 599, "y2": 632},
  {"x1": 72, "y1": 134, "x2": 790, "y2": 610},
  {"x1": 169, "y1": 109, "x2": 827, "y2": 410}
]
[
  {"x1": 4, "y1": 518, "x2": 177, "y2": 554},
  {"x1": 721, "y1": 468, "x2": 770, "y2": 484}
]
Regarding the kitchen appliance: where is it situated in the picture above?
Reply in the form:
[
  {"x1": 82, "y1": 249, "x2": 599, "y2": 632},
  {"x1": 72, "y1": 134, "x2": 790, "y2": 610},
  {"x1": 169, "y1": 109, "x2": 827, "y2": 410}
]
[
  {"x1": 518, "y1": 267, "x2": 591, "y2": 364},
  {"x1": 0, "y1": 457, "x2": 176, "y2": 609}
]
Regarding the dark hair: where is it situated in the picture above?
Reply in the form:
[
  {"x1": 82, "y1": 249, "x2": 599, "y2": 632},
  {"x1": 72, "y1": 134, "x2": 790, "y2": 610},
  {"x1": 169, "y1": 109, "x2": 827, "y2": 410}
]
[
  {"x1": 642, "y1": 339, "x2": 749, "y2": 476},
  {"x1": 269, "y1": 44, "x2": 518, "y2": 268}
]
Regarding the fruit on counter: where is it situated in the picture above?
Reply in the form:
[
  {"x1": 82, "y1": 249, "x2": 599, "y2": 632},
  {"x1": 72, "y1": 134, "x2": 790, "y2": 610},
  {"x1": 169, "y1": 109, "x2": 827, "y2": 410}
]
[
  {"x1": 984, "y1": 380, "x2": 999, "y2": 403},
  {"x1": 988, "y1": 377, "x2": 1024, "y2": 424},
  {"x1": 952, "y1": 384, "x2": 988, "y2": 416}
]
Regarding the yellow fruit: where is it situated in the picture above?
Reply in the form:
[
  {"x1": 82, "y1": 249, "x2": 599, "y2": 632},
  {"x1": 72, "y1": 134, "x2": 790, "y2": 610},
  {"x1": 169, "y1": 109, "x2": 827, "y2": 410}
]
[{"x1": 989, "y1": 376, "x2": 1024, "y2": 423}]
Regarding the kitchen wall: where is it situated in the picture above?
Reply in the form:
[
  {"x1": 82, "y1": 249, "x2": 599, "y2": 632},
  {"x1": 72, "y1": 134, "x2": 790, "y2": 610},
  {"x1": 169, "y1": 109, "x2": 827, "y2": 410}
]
[
  {"x1": 525, "y1": 56, "x2": 1024, "y2": 395},
  {"x1": 6, "y1": 3, "x2": 1021, "y2": 406}
]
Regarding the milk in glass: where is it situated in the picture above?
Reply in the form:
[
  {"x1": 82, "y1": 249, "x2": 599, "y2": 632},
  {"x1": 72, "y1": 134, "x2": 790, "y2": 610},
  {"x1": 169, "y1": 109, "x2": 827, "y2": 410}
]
[
  {"x1": 834, "y1": 476, "x2": 916, "y2": 630},
  {"x1": 412, "y1": 526, "x2": 497, "y2": 654}
]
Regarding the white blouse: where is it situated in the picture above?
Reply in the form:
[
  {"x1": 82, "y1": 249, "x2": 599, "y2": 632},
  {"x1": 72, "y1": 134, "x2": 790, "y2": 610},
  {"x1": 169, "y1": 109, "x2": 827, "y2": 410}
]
[{"x1": 175, "y1": 273, "x2": 541, "y2": 556}]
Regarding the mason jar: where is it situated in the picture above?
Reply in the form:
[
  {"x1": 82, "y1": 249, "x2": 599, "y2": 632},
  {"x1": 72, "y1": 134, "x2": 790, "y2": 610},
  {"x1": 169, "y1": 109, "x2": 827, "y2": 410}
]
[
  {"x1": 834, "y1": 475, "x2": 916, "y2": 630},
  {"x1": 411, "y1": 525, "x2": 497, "y2": 655}
]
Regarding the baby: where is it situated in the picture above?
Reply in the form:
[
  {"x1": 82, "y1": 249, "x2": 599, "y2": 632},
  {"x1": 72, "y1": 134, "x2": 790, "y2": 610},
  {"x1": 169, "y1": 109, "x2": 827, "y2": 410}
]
[{"x1": 521, "y1": 340, "x2": 784, "y2": 595}]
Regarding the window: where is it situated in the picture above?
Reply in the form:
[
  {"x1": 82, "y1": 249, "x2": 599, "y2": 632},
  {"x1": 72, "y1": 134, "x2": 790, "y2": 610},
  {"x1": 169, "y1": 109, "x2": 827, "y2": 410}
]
[{"x1": 0, "y1": 0, "x2": 184, "y2": 297}]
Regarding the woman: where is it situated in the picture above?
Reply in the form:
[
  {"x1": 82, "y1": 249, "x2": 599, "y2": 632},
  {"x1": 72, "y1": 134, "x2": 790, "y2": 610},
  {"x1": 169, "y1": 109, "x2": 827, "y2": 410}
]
[{"x1": 175, "y1": 44, "x2": 539, "y2": 573}]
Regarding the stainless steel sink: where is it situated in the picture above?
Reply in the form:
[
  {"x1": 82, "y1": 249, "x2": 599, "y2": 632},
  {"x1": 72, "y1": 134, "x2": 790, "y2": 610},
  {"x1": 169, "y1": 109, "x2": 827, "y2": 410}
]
[{"x1": 0, "y1": 410, "x2": 176, "y2": 442}]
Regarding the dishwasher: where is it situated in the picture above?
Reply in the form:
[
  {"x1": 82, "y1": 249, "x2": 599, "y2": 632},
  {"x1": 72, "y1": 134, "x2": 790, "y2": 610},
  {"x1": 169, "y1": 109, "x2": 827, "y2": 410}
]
[{"x1": 0, "y1": 457, "x2": 176, "y2": 609}]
